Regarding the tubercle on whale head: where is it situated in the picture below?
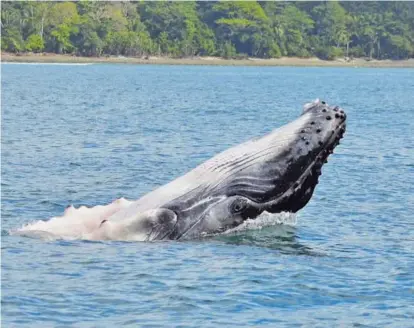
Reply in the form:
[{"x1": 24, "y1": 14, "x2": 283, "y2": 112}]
[{"x1": 263, "y1": 99, "x2": 347, "y2": 213}]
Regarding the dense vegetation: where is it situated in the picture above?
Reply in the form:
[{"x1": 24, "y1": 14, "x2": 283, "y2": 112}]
[{"x1": 2, "y1": 1, "x2": 414, "y2": 60}]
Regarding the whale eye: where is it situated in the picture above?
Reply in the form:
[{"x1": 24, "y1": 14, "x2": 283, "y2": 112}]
[{"x1": 230, "y1": 198, "x2": 247, "y2": 214}]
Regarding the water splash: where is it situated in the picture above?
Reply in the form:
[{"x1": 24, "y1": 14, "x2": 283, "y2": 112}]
[
  {"x1": 224, "y1": 211, "x2": 297, "y2": 234},
  {"x1": 10, "y1": 204, "x2": 296, "y2": 242},
  {"x1": 9, "y1": 198, "x2": 133, "y2": 241}
]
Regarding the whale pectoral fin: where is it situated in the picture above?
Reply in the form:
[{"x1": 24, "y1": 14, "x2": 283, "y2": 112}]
[{"x1": 140, "y1": 208, "x2": 178, "y2": 241}]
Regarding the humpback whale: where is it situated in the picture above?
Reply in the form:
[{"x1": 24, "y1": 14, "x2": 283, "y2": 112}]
[{"x1": 14, "y1": 99, "x2": 346, "y2": 241}]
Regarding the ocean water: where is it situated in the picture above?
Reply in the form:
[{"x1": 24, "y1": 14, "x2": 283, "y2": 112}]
[{"x1": 1, "y1": 63, "x2": 413, "y2": 327}]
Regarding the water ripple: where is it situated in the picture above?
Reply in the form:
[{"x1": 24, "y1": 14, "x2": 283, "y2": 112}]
[{"x1": 2, "y1": 64, "x2": 414, "y2": 327}]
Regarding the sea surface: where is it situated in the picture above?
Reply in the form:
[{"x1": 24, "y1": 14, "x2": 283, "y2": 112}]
[{"x1": 1, "y1": 63, "x2": 414, "y2": 327}]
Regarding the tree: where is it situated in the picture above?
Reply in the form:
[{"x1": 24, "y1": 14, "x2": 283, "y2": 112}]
[
  {"x1": 280, "y1": 5, "x2": 314, "y2": 57},
  {"x1": 211, "y1": 1, "x2": 269, "y2": 56},
  {"x1": 25, "y1": 34, "x2": 44, "y2": 52},
  {"x1": 1, "y1": 3, "x2": 25, "y2": 52},
  {"x1": 48, "y1": 2, "x2": 80, "y2": 53},
  {"x1": 139, "y1": 1, "x2": 215, "y2": 57},
  {"x1": 1, "y1": 1, "x2": 413, "y2": 60},
  {"x1": 74, "y1": 21, "x2": 104, "y2": 56},
  {"x1": 312, "y1": 1, "x2": 347, "y2": 48}
]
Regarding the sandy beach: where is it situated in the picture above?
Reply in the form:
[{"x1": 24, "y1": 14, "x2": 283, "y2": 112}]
[{"x1": 2, "y1": 52, "x2": 414, "y2": 68}]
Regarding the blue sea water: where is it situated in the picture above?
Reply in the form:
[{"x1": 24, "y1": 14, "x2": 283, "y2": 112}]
[{"x1": 1, "y1": 63, "x2": 414, "y2": 327}]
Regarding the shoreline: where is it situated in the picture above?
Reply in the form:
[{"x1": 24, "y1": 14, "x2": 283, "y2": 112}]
[{"x1": 2, "y1": 52, "x2": 414, "y2": 68}]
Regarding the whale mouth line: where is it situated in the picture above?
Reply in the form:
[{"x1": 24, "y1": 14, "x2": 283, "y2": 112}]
[{"x1": 175, "y1": 221, "x2": 199, "y2": 240}]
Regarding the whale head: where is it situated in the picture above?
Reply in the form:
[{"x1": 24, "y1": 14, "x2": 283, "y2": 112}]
[{"x1": 165, "y1": 99, "x2": 347, "y2": 239}]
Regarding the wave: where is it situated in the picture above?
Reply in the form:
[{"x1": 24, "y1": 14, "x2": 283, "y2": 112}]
[{"x1": 2, "y1": 62, "x2": 93, "y2": 66}]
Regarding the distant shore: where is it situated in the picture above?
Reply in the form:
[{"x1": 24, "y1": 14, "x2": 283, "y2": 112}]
[{"x1": 2, "y1": 52, "x2": 414, "y2": 68}]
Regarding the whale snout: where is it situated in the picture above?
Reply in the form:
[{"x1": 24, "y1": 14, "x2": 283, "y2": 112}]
[
  {"x1": 259, "y1": 100, "x2": 347, "y2": 213},
  {"x1": 300, "y1": 100, "x2": 346, "y2": 154}
]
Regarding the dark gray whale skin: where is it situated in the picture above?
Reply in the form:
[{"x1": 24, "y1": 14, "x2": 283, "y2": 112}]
[{"x1": 98, "y1": 99, "x2": 347, "y2": 241}]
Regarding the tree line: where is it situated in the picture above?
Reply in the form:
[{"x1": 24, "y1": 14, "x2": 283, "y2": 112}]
[{"x1": 2, "y1": 1, "x2": 413, "y2": 60}]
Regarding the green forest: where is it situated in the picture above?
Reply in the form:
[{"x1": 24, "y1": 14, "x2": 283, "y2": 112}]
[{"x1": 2, "y1": 1, "x2": 414, "y2": 60}]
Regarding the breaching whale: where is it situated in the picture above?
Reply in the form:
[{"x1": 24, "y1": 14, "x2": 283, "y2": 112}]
[{"x1": 14, "y1": 99, "x2": 346, "y2": 241}]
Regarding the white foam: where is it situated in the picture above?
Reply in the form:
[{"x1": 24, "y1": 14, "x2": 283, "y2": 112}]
[
  {"x1": 10, "y1": 206, "x2": 296, "y2": 242},
  {"x1": 9, "y1": 198, "x2": 134, "y2": 241},
  {"x1": 303, "y1": 98, "x2": 320, "y2": 112},
  {"x1": 2, "y1": 62, "x2": 93, "y2": 66},
  {"x1": 224, "y1": 211, "x2": 297, "y2": 235}
]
